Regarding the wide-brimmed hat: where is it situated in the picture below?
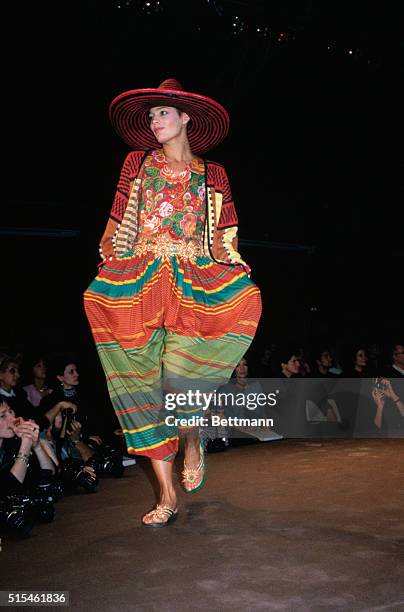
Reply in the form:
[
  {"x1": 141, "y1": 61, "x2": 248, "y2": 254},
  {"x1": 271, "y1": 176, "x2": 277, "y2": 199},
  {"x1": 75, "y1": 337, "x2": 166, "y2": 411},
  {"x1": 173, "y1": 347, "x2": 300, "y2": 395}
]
[{"x1": 109, "y1": 78, "x2": 229, "y2": 155}]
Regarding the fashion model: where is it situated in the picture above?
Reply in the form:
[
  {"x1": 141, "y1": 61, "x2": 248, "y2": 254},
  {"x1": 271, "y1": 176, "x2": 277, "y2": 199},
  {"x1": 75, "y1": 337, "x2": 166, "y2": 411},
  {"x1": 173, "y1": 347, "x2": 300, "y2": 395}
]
[{"x1": 84, "y1": 79, "x2": 262, "y2": 526}]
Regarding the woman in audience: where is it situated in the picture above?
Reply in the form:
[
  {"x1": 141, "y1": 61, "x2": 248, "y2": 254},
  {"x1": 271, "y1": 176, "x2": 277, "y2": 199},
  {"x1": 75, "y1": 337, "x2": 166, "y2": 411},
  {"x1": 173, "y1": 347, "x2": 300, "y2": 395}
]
[
  {"x1": 39, "y1": 354, "x2": 100, "y2": 442},
  {"x1": 40, "y1": 355, "x2": 122, "y2": 484},
  {"x1": 0, "y1": 397, "x2": 55, "y2": 496},
  {"x1": 342, "y1": 345, "x2": 373, "y2": 377},
  {"x1": 23, "y1": 354, "x2": 53, "y2": 408},
  {"x1": 0, "y1": 352, "x2": 46, "y2": 427}
]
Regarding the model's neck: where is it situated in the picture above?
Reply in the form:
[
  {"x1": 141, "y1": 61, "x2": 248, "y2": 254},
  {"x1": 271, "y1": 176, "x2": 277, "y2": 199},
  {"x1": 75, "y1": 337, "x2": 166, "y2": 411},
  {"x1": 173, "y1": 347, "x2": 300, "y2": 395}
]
[{"x1": 162, "y1": 141, "x2": 194, "y2": 163}]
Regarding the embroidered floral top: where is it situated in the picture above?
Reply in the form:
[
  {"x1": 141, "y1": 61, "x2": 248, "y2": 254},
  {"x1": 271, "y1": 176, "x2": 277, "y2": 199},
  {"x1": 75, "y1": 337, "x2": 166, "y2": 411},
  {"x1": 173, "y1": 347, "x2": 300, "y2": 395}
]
[{"x1": 137, "y1": 149, "x2": 206, "y2": 242}]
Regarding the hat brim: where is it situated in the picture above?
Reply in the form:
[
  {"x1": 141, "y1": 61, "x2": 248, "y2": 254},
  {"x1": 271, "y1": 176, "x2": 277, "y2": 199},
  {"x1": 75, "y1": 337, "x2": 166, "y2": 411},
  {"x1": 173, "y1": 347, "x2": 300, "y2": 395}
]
[{"x1": 109, "y1": 87, "x2": 229, "y2": 155}]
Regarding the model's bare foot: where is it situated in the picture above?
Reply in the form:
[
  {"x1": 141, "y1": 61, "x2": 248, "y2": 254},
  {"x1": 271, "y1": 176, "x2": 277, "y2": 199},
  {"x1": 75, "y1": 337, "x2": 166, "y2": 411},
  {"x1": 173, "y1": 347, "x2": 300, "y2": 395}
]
[
  {"x1": 182, "y1": 439, "x2": 205, "y2": 493},
  {"x1": 184, "y1": 438, "x2": 201, "y2": 470},
  {"x1": 142, "y1": 492, "x2": 177, "y2": 526}
]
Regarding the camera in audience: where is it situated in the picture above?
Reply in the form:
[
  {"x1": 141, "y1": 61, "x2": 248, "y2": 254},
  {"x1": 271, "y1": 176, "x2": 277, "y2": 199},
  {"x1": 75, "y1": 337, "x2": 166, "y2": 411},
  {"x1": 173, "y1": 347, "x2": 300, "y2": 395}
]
[
  {"x1": 86, "y1": 439, "x2": 125, "y2": 478},
  {"x1": 59, "y1": 458, "x2": 99, "y2": 493},
  {"x1": 0, "y1": 491, "x2": 55, "y2": 539}
]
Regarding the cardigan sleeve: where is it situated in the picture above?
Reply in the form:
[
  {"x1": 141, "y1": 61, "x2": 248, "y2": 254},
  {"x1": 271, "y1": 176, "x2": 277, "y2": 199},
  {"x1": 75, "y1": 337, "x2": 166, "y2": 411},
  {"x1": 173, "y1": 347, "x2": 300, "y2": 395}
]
[
  {"x1": 216, "y1": 166, "x2": 238, "y2": 229},
  {"x1": 212, "y1": 165, "x2": 250, "y2": 274},
  {"x1": 99, "y1": 151, "x2": 145, "y2": 261}
]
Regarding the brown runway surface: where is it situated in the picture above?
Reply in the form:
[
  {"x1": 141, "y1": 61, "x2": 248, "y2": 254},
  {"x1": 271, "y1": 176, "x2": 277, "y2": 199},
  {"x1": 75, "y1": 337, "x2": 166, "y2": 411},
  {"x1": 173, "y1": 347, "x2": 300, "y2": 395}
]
[{"x1": 2, "y1": 439, "x2": 404, "y2": 611}]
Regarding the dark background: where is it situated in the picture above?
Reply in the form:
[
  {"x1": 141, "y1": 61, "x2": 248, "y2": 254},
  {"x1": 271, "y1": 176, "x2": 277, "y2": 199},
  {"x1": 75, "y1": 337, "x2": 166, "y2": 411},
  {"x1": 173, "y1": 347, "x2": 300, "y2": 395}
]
[{"x1": 2, "y1": 1, "x2": 403, "y2": 369}]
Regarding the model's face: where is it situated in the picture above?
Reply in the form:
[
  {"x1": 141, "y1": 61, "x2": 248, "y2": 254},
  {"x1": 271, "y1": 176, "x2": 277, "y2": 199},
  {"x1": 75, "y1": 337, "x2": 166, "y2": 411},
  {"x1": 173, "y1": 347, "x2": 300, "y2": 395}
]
[
  {"x1": 57, "y1": 363, "x2": 79, "y2": 389},
  {"x1": 33, "y1": 359, "x2": 47, "y2": 380},
  {"x1": 282, "y1": 355, "x2": 301, "y2": 376},
  {"x1": 0, "y1": 363, "x2": 20, "y2": 390},
  {"x1": 149, "y1": 106, "x2": 189, "y2": 144},
  {"x1": 393, "y1": 345, "x2": 404, "y2": 368},
  {"x1": 235, "y1": 359, "x2": 248, "y2": 378},
  {"x1": 0, "y1": 403, "x2": 16, "y2": 439},
  {"x1": 355, "y1": 350, "x2": 368, "y2": 367}
]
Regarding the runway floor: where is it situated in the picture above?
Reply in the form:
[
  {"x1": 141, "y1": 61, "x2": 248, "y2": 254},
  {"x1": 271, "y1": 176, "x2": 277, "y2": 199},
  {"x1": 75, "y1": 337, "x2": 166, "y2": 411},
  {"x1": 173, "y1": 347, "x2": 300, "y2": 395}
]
[{"x1": 2, "y1": 438, "x2": 404, "y2": 611}]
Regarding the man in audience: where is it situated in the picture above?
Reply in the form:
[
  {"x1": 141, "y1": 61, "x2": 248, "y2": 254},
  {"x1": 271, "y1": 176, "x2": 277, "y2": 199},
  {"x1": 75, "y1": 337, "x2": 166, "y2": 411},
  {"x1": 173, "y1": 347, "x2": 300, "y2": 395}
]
[
  {"x1": 383, "y1": 341, "x2": 404, "y2": 378},
  {"x1": 310, "y1": 345, "x2": 340, "y2": 378},
  {"x1": 307, "y1": 345, "x2": 346, "y2": 428},
  {"x1": 271, "y1": 345, "x2": 302, "y2": 378}
]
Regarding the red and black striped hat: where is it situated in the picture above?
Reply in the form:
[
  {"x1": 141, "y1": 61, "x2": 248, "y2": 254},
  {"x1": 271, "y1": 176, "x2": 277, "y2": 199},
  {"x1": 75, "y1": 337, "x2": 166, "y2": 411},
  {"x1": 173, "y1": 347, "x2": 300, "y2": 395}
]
[{"x1": 109, "y1": 78, "x2": 229, "y2": 155}]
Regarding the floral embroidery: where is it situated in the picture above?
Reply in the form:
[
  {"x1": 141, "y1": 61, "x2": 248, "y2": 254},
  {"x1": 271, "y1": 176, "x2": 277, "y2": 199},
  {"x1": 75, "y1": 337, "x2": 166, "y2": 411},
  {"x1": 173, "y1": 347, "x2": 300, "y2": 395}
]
[
  {"x1": 139, "y1": 150, "x2": 205, "y2": 241},
  {"x1": 180, "y1": 212, "x2": 198, "y2": 238},
  {"x1": 159, "y1": 201, "x2": 174, "y2": 218},
  {"x1": 140, "y1": 212, "x2": 161, "y2": 234}
]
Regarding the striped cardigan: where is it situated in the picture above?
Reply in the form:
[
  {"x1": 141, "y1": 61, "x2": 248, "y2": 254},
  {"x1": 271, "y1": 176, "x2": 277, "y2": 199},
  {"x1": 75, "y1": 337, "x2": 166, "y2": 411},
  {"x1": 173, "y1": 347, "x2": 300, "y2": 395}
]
[{"x1": 99, "y1": 150, "x2": 249, "y2": 271}]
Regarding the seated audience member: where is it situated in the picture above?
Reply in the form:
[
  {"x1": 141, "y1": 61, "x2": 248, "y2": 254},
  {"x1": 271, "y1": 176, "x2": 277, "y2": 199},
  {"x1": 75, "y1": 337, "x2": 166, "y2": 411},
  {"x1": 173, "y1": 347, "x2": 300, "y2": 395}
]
[
  {"x1": 328, "y1": 347, "x2": 343, "y2": 376},
  {"x1": 342, "y1": 345, "x2": 373, "y2": 377},
  {"x1": 371, "y1": 378, "x2": 404, "y2": 433},
  {"x1": 306, "y1": 345, "x2": 347, "y2": 428},
  {"x1": 229, "y1": 357, "x2": 283, "y2": 442},
  {"x1": 40, "y1": 354, "x2": 123, "y2": 481},
  {"x1": 383, "y1": 341, "x2": 404, "y2": 378},
  {"x1": 23, "y1": 354, "x2": 53, "y2": 408},
  {"x1": 40, "y1": 354, "x2": 99, "y2": 442},
  {"x1": 0, "y1": 397, "x2": 56, "y2": 497},
  {"x1": 296, "y1": 347, "x2": 310, "y2": 377},
  {"x1": 0, "y1": 352, "x2": 47, "y2": 429},
  {"x1": 310, "y1": 345, "x2": 340, "y2": 378},
  {"x1": 267, "y1": 345, "x2": 306, "y2": 437},
  {"x1": 45, "y1": 410, "x2": 99, "y2": 493},
  {"x1": 271, "y1": 346, "x2": 302, "y2": 378},
  {"x1": 254, "y1": 344, "x2": 276, "y2": 378},
  {"x1": 221, "y1": 357, "x2": 265, "y2": 417}
]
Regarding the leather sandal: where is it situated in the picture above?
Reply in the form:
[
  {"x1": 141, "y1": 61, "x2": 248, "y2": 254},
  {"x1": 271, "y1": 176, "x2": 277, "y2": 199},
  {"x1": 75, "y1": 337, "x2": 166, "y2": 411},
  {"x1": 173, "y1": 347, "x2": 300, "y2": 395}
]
[
  {"x1": 141, "y1": 504, "x2": 178, "y2": 528},
  {"x1": 181, "y1": 443, "x2": 206, "y2": 494}
]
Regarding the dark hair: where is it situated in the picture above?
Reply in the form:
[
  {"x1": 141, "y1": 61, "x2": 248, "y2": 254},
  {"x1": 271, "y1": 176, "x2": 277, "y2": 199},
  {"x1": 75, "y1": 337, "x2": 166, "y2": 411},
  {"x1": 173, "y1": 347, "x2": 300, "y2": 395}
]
[
  {"x1": 20, "y1": 351, "x2": 49, "y2": 385},
  {"x1": 48, "y1": 353, "x2": 78, "y2": 386},
  {"x1": 231, "y1": 356, "x2": 248, "y2": 377},
  {"x1": 308, "y1": 344, "x2": 334, "y2": 372},
  {"x1": 0, "y1": 352, "x2": 22, "y2": 372},
  {"x1": 382, "y1": 340, "x2": 404, "y2": 366},
  {"x1": 340, "y1": 344, "x2": 368, "y2": 374},
  {"x1": 391, "y1": 340, "x2": 404, "y2": 354},
  {"x1": 270, "y1": 344, "x2": 300, "y2": 375},
  {"x1": 149, "y1": 105, "x2": 183, "y2": 116},
  {"x1": 310, "y1": 344, "x2": 332, "y2": 362},
  {"x1": 23, "y1": 351, "x2": 48, "y2": 370},
  {"x1": 0, "y1": 396, "x2": 11, "y2": 408}
]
